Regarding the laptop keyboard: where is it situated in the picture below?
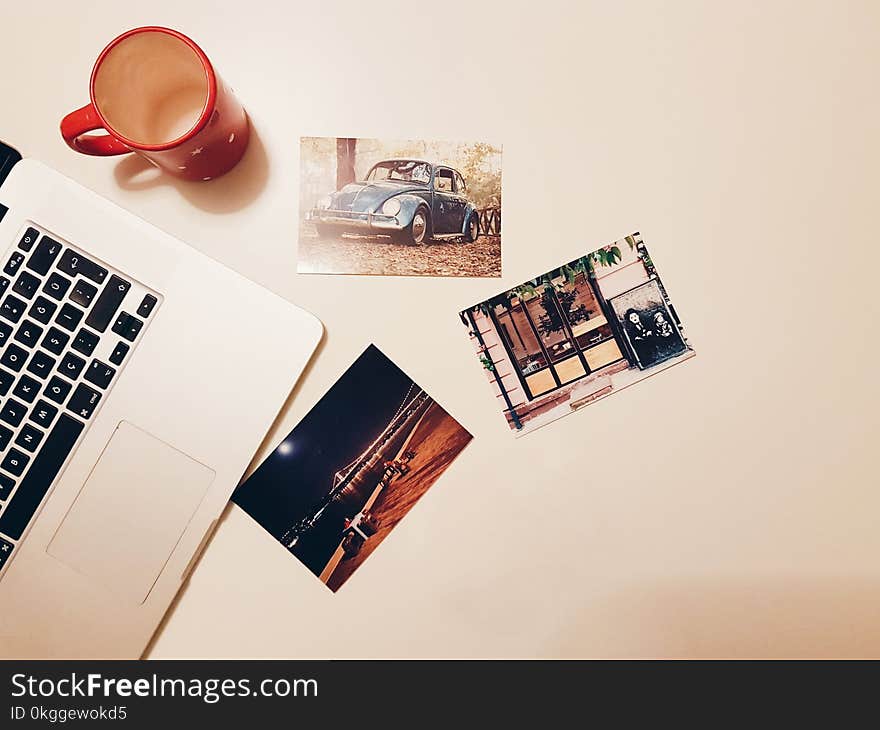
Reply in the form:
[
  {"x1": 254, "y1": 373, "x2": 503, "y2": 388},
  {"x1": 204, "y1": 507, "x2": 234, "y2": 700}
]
[{"x1": 0, "y1": 223, "x2": 160, "y2": 572}]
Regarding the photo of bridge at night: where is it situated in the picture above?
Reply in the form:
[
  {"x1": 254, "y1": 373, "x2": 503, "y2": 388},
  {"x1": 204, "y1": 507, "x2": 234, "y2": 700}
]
[{"x1": 233, "y1": 345, "x2": 472, "y2": 591}]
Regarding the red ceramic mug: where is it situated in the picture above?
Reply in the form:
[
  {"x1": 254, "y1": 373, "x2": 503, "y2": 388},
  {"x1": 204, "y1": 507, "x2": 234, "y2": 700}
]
[{"x1": 61, "y1": 26, "x2": 249, "y2": 181}]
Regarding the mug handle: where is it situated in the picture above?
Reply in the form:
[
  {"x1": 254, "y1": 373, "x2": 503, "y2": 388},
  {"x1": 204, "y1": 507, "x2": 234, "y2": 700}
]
[{"x1": 60, "y1": 103, "x2": 131, "y2": 156}]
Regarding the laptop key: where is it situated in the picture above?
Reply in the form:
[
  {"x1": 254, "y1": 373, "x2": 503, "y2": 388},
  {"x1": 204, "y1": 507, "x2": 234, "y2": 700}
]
[
  {"x1": 40, "y1": 327, "x2": 69, "y2": 356},
  {"x1": 4, "y1": 252, "x2": 24, "y2": 276},
  {"x1": 2, "y1": 448, "x2": 30, "y2": 477},
  {"x1": 12, "y1": 271, "x2": 40, "y2": 300},
  {"x1": 0, "y1": 413, "x2": 83, "y2": 539},
  {"x1": 137, "y1": 294, "x2": 157, "y2": 317},
  {"x1": 55, "y1": 303, "x2": 83, "y2": 332},
  {"x1": 0, "y1": 277, "x2": 8, "y2": 295},
  {"x1": 57, "y1": 250, "x2": 108, "y2": 284},
  {"x1": 0, "y1": 425, "x2": 12, "y2": 451},
  {"x1": 18, "y1": 227, "x2": 39, "y2": 252},
  {"x1": 1, "y1": 343, "x2": 28, "y2": 372},
  {"x1": 0, "y1": 321, "x2": 11, "y2": 348},
  {"x1": 112, "y1": 312, "x2": 143, "y2": 342},
  {"x1": 29, "y1": 400, "x2": 58, "y2": 429},
  {"x1": 1, "y1": 398, "x2": 28, "y2": 428},
  {"x1": 1, "y1": 295, "x2": 26, "y2": 323},
  {"x1": 28, "y1": 296, "x2": 57, "y2": 325},
  {"x1": 84, "y1": 360, "x2": 115, "y2": 389},
  {"x1": 71, "y1": 328, "x2": 99, "y2": 357},
  {"x1": 70, "y1": 280, "x2": 98, "y2": 309},
  {"x1": 27, "y1": 351, "x2": 56, "y2": 380},
  {"x1": 43, "y1": 272, "x2": 72, "y2": 301},
  {"x1": 85, "y1": 275, "x2": 130, "y2": 332},
  {"x1": 26, "y1": 236, "x2": 62, "y2": 275},
  {"x1": 14, "y1": 320, "x2": 43, "y2": 349},
  {"x1": 0, "y1": 369, "x2": 13, "y2": 395},
  {"x1": 44, "y1": 376, "x2": 71, "y2": 404},
  {"x1": 15, "y1": 424, "x2": 44, "y2": 453},
  {"x1": 58, "y1": 352, "x2": 86, "y2": 380},
  {"x1": 13, "y1": 374, "x2": 41, "y2": 404},
  {"x1": 67, "y1": 383, "x2": 101, "y2": 420},
  {"x1": 0, "y1": 473, "x2": 13, "y2": 500},
  {"x1": 0, "y1": 538, "x2": 13, "y2": 569},
  {"x1": 108, "y1": 341, "x2": 129, "y2": 366}
]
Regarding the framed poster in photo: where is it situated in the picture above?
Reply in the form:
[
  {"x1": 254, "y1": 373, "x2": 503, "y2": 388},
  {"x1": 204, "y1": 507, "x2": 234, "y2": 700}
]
[{"x1": 609, "y1": 279, "x2": 688, "y2": 370}]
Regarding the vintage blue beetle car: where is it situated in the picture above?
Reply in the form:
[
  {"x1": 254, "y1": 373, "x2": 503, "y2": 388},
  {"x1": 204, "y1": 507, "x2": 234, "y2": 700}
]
[{"x1": 307, "y1": 159, "x2": 480, "y2": 245}]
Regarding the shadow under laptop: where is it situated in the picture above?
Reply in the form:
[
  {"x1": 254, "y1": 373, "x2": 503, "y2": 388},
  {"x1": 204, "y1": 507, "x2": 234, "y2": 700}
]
[{"x1": 113, "y1": 125, "x2": 269, "y2": 214}]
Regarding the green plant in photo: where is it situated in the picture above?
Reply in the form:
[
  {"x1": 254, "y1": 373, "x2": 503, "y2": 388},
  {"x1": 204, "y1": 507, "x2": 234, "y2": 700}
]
[{"x1": 468, "y1": 239, "x2": 631, "y2": 319}]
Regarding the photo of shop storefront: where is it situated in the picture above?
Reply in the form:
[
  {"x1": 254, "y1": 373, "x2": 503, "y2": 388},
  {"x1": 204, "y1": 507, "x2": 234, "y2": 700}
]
[{"x1": 460, "y1": 233, "x2": 695, "y2": 435}]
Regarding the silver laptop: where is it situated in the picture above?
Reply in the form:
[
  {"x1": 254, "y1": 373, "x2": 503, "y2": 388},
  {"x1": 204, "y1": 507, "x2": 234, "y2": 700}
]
[{"x1": 0, "y1": 147, "x2": 322, "y2": 658}]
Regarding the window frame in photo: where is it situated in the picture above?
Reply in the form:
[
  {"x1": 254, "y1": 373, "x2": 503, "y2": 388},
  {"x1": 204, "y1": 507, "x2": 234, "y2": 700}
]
[{"x1": 488, "y1": 272, "x2": 627, "y2": 401}]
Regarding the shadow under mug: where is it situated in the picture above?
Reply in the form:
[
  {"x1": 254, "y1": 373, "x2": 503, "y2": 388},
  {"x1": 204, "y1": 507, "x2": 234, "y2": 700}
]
[{"x1": 60, "y1": 26, "x2": 250, "y2": 181}]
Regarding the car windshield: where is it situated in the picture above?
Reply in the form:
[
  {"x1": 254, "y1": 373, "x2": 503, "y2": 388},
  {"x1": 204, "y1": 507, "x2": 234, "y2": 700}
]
[{"x1": 367, "y1": 161, "x2": 431, "y2": 185}]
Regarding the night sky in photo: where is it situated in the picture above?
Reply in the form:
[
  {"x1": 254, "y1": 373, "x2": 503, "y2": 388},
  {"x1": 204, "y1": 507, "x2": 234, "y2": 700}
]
[{"x1": 232, "y1": 345, "x2": 415, "y2": 539}]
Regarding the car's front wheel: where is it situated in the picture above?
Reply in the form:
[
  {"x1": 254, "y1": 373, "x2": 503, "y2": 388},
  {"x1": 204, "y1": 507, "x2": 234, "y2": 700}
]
[
  {"x1": 463, "y1": 212, "x2": 480, "y2": 243},
  {"x1": 396, "y1": 206, "x2": 430, "y2": 245}
]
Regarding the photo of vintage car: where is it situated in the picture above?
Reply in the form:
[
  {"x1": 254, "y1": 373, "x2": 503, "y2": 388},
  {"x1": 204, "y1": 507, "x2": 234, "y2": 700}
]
[
  {"x1": 307, "y1": 159, "x2": 481, "y2": 245},
  {"x1": 298, "y1": 137, "x2": 502, "y2": 276}
]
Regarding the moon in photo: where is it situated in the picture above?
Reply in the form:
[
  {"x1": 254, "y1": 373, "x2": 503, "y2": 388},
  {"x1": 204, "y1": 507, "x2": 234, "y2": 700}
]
[{"x1": 277, "y1": 439, "x2": 295, "y2": 456}]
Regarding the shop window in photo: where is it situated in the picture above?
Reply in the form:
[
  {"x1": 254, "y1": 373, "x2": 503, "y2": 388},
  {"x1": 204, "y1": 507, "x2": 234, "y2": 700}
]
[
  {"x1": 489, "y1": 274, "x2": 626, "y2": 400},
  {"x1": 493, "y1": 300, "x2": 556, "y2": 397},
  {"x1": 461, "y1": 233, "x2": 695, "y2": 436}
]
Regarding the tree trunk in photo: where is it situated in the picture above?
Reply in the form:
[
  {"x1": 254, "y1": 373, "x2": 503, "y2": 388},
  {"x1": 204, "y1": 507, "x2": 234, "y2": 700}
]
[{"x1": 336, "y1": 138, "x2": 357, "y2": 189}]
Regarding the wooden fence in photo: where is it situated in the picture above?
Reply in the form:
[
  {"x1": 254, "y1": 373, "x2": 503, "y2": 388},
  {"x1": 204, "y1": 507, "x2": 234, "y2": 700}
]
[{"x1": 478, "y1": 207, "x2": 501, "y2": 237}]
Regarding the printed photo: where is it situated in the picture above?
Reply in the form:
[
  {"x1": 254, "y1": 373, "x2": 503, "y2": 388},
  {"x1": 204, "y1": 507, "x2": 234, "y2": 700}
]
[
  {"x1": 459, "y1": 233, "x2": 695, "y2": 436},
  {"x1": 232, "y1": 345, "x2": 473, "y2": 591},
  {"x1": 298, "y1": 137, "x2": 502, "y2": 277}
]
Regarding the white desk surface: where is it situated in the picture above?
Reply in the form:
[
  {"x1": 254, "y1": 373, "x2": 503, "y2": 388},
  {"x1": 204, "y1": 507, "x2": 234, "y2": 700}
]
[{"x1": 2, "y1": 1, "x2": 878, "y2": 658}]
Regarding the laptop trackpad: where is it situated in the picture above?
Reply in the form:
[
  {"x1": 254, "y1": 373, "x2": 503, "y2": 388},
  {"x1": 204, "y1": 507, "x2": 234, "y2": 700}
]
[{"x1": 47, "y1": 422, "x2": 215, "y2": 604}]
